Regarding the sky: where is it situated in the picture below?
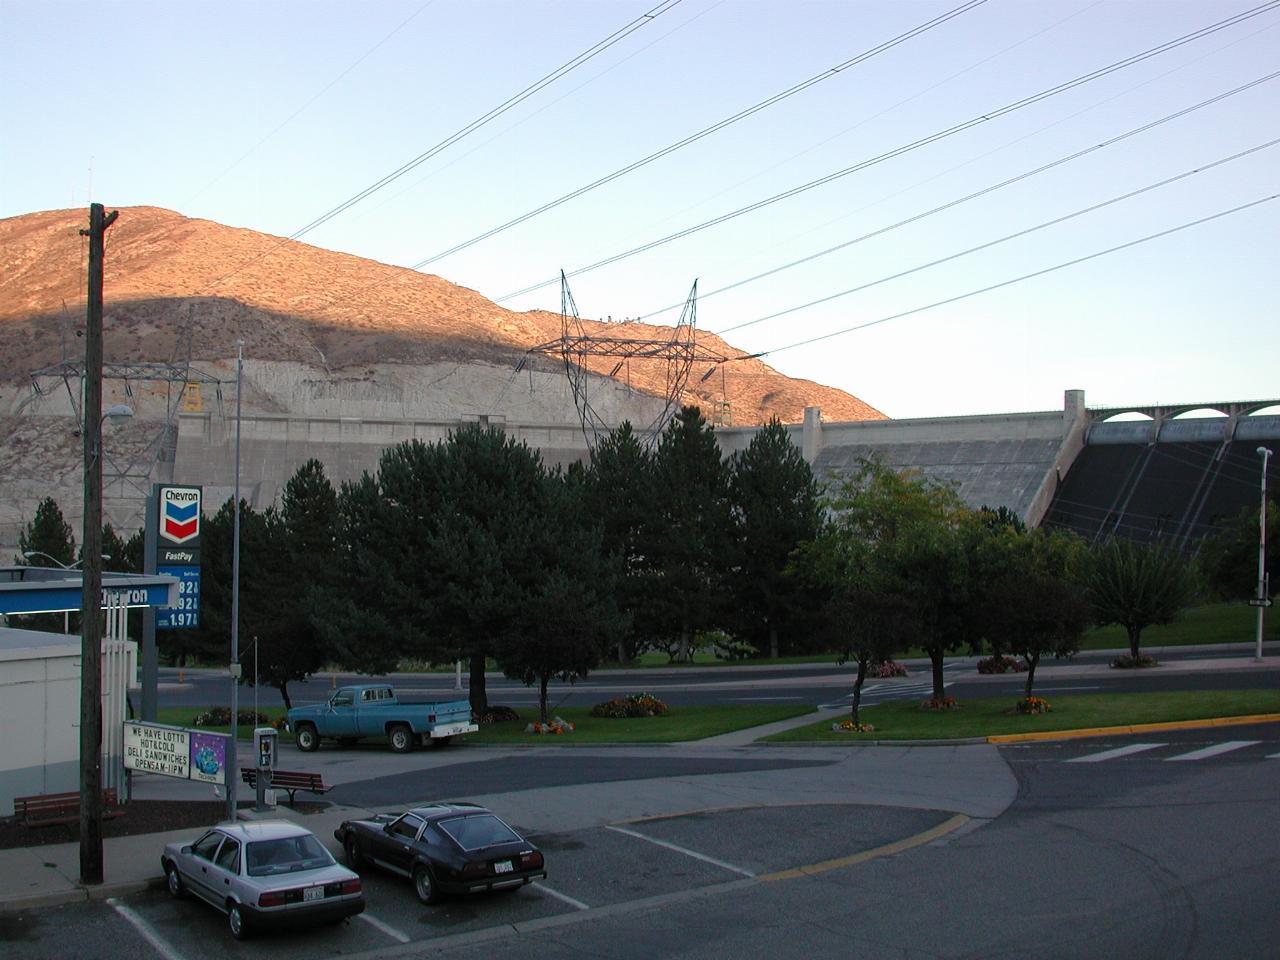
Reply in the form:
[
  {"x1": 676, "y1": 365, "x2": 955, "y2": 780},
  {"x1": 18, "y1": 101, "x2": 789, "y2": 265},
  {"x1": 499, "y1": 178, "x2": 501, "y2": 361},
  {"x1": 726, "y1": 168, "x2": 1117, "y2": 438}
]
[{"x1": 1, "y1": 0, "x2": 1277, "y2": 420}]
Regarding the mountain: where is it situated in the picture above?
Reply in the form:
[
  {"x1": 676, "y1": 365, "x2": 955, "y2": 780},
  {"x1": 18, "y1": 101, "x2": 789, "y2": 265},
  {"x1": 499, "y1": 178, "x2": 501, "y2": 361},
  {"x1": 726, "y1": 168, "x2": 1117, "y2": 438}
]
[{"x1": 0, "y1": 206, "x2": 884, "y2": 425}]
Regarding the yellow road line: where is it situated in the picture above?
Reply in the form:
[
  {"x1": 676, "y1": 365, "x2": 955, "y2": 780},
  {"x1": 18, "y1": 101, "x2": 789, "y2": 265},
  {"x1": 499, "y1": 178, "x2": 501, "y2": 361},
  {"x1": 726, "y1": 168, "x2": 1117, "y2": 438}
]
[
  {"x1": 759, "y1": 813, "x2": 970, "y2": 882},
  {"x1": 987, "y1": 712, "x2": 1280, "y2": 744}
]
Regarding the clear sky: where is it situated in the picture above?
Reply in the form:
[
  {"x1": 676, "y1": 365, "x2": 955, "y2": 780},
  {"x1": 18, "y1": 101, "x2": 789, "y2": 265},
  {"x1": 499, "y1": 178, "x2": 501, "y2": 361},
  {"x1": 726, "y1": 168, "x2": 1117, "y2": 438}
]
[{"x1": 2, "y1": 0, "x2": 1276, "y2": 419}]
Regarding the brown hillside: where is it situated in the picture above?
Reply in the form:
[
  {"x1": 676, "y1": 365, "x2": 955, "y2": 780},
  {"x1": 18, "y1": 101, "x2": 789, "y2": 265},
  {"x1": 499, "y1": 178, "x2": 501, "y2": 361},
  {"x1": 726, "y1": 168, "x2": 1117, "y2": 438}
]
[{"x1": 0, "y1": 206, "x2": 884, "y2": 424}]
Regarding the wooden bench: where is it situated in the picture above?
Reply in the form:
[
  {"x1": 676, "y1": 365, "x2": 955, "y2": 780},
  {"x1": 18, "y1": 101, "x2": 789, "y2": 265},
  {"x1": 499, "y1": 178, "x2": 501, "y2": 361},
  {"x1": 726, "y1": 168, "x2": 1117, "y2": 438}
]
[
  {"x1": 14, "y1": 789, "x2": 125, "y2": 828},
  {"x1": 240, "y1": 768, "x2": 331, "y2": 805}
]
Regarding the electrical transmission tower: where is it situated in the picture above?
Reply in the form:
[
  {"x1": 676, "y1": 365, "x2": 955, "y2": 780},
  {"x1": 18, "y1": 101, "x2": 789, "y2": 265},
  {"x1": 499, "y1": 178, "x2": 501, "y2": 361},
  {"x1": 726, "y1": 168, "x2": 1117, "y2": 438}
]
[{"x1": 525, "y1": 273, "x2": 734, "y2": 450}]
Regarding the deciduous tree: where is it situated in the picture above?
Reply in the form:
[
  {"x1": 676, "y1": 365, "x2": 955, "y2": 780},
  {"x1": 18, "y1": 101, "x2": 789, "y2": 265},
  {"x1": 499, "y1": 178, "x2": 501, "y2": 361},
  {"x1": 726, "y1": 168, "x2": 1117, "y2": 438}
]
[{"x1": 1088, "y1": 539, "x2": 1199, "y2": 660}]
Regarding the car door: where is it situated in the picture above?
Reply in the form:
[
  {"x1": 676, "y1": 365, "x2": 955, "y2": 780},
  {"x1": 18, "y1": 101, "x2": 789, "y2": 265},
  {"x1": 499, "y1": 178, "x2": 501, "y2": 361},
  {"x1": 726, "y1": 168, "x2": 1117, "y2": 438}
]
[
  {"x1": 372, "y1": 814, "x2": 424, "y2": 876},
  {"x1": 207, "y1": 836, "x2": 241, "y2": 906},
  {"x1": 182, "y1": 830, "x2": 227, "y2": 905}
]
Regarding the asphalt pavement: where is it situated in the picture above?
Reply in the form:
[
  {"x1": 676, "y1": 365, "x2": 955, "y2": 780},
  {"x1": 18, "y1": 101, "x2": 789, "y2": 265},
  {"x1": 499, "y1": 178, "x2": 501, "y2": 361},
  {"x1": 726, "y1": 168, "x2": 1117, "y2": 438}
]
[{"x1": 3, "y1": 646, "x2": 1277, "y2": 917}]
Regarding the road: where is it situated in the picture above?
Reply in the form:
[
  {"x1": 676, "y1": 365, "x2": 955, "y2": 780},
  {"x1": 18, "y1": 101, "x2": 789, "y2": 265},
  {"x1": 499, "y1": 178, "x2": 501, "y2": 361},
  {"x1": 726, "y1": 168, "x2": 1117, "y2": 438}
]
[
  {"x1": 155, "y1": 642, "x2": 1280, "y2": 715},
  {"x1": 8, "y1": 724, "x2": 1279, "y2": 959}
]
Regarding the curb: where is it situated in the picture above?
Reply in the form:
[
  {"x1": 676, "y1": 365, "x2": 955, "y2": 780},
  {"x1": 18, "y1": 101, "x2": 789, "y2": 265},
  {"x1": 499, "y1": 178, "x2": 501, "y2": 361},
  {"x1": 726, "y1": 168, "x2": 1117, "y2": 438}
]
[
  {"x1": 0, "y1": 876, "x2": 163, "y2": 914},
  {"x1": 987, "y1": 712, "x2": 1280, "y2": 744}
]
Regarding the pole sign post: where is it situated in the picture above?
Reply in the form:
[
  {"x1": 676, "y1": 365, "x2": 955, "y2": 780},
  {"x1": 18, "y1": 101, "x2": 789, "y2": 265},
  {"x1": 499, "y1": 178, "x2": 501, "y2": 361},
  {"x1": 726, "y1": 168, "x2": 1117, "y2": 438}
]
[{"x1": 155, "y1": 485, "x2": 201, "y2": 629}]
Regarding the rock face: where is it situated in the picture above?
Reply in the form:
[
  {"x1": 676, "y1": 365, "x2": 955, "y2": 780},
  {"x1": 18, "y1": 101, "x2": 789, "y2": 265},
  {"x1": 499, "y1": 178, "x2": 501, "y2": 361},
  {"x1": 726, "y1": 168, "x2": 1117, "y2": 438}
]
[
  {"x1": 0, "y1": 206, "x2": 884, "y2": 424},
  {"x1": 0, "y1": 205, "x2": 884, "y2": 545}
]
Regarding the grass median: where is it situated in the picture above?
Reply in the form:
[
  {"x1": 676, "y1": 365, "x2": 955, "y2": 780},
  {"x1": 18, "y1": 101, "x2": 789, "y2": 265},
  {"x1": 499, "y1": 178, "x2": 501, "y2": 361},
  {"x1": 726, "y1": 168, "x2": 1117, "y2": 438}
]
[{"x1": 766, "y1": 690, "x2": 1280, "y2": 742}]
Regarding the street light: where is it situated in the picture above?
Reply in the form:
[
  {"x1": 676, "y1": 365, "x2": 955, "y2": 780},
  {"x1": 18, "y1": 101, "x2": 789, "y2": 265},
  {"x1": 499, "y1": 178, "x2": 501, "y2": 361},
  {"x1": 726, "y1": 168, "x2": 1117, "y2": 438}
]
[
  {"x1": 227, "y1": 340, "x2": 245, "y2": 823},
  {"x1": 1256, "y1": 447, "x2": 1273, "y2": 662},
  {"x1": 20, "y1": 551, "x2": 112, "y2": 633}
]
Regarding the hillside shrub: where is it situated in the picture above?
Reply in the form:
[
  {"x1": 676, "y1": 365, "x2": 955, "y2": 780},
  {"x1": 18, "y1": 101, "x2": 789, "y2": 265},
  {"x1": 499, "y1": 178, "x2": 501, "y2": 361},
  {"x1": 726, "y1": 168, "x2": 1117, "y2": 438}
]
[{"x1": 590, "y1": 692, "x2": 669, "y2": 718}]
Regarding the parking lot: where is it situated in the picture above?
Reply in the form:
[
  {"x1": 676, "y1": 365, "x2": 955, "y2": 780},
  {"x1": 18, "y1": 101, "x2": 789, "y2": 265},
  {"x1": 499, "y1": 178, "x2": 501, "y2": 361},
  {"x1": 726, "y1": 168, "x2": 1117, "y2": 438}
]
[{"x1": 5, "y1": 803, "x2": 955, "y2": 960}]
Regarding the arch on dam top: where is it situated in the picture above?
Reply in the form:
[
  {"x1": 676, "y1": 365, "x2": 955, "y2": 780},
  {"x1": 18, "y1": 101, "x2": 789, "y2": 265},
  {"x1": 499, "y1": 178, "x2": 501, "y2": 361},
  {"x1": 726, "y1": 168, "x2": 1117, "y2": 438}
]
[{"x1": 1090, "y1": 399, "x2": 1280, "y2": 424}]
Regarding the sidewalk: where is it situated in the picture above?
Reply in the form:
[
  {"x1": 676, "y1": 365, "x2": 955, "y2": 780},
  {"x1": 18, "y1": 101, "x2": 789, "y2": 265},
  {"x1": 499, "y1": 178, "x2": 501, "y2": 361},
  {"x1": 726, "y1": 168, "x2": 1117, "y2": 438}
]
[{"x1": 2, "y1": 649, "x2": 1275, "y2": 914}]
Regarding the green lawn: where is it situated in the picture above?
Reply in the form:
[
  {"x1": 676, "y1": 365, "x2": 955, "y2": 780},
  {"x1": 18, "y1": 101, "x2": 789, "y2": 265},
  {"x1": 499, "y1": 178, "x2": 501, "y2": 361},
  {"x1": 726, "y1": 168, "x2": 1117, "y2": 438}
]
[
  {"x1": 465, "y1": 704, "x2": 813, "y2": 744},
  {"x1": 1078, "y1": 602, "x2": 1277, "y2": 650},
  {"x1": 766, "y1": 690, "x2": 1280, "y2": 743}
]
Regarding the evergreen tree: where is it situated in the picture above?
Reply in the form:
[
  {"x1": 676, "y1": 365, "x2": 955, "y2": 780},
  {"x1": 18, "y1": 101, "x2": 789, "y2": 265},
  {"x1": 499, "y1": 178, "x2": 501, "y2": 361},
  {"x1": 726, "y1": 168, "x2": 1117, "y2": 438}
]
[
  {"x1": 646, "y1": 406, "x2": 734, "y2": 662},
  {"x1": 14, "y1": 497, "x2": 77, "y2": 633},
  {"x1": 582, "y1": 422, "x2": 657, "y2": 662},
  {"x1": 728, "y1": 418, "x2": 820, "y2": 658},
  {"x1": 1088, "y1": 539, "x2": 1199, "y2": 660}
]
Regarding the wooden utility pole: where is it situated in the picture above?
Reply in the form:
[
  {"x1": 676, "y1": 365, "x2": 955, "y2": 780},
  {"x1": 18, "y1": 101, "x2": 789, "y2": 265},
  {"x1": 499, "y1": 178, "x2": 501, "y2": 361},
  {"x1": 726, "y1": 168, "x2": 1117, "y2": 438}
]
[{"x1": 79, "y1": 202, "x2": 117, "y2": 885}]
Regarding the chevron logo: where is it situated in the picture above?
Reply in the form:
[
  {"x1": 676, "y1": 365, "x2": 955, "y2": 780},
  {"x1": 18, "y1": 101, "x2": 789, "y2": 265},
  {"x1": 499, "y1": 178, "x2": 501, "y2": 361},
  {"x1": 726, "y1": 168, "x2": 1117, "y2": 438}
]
[{"x1": 160, "y1": 487, "x2": 201, "y2": 544}]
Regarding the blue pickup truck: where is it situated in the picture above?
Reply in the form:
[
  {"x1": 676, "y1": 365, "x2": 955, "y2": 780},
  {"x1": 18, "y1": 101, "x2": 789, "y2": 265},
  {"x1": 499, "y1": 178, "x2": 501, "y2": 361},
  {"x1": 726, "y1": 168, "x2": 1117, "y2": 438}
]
[{"x1": 287, "y1": 685, "x2": 478, "y2": 753}]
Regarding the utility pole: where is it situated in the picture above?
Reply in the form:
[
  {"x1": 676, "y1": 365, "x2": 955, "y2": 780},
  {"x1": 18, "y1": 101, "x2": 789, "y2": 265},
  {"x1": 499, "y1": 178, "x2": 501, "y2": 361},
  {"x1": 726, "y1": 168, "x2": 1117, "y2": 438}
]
[{"x1": 79, "y1": 202, "x2": 117, "y2": 885}]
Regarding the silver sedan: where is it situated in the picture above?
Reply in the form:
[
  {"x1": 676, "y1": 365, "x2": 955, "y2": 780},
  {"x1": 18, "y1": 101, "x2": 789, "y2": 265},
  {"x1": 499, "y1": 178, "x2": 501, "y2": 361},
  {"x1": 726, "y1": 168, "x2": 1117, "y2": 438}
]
[{"x1": 161, "y1": 819, "x2": 364, "y2": 940}]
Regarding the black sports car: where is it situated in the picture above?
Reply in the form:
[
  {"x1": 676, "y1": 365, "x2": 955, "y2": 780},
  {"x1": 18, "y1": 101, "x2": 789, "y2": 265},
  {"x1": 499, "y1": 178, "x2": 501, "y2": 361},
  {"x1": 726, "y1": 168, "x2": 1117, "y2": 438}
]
[{"x1": 334, "y1": 802, "x2": 547, "y2": 904}]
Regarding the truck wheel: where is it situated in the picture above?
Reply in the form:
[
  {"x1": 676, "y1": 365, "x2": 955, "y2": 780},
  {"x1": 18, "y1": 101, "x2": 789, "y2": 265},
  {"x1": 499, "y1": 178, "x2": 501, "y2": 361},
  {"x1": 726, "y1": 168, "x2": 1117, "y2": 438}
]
[
  {"x1": 388, "y1": 724, "x2": 414, "y2": 753},
  {"x1": 295, "y1": 723, "x2": 319, "y2": 752}
]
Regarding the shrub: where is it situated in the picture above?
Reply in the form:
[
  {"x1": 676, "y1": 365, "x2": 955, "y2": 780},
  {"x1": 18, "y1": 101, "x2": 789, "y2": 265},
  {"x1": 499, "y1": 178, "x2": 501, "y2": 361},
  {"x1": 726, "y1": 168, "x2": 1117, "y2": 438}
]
[
  {"x1": 868, "y1": 660, "x2": 908, "y2": 678},
  {"x1": 192, "y1": 707, "x2": 272, "y2": 727},
  {"x1": 526, "y1": 717, "x2": 574, "y2": 735},
  {"x1": 1015, "y1": 696, "x2": 1051, "y2": 715},
  {"x1": 977, "y1": 655, "x2": 1027, "y2": 674},
  {"x1": 590, "y1": 692, "x2": 669, "y2": 718},
  {"x1": 475, "y1": 705, "x2": 521, "y2": 725},
  {"x1": 831, "y1": 718, "x2": 875, "y2": 733},
  {"x1": 1111, "y1": 653, "x2": 1159, "y2": 669}
]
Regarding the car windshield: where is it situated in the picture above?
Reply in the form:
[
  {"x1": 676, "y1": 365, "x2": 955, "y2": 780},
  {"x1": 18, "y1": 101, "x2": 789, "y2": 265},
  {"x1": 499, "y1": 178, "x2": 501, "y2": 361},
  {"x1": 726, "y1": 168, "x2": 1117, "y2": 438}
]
[
  {"x1": 245, "y1": 834, "x2": 334, "y2": 877},
  {"x1": 437, "y1": 814, "x2": 522, "y2": 851}
]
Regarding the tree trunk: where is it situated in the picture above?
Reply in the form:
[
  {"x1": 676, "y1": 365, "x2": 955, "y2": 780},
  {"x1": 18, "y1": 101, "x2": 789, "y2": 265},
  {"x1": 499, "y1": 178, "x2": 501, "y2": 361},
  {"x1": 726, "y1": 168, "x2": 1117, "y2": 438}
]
[
  {"x1": 1023, "y1": 653, "x2": 1039, "y2": 700},
  {"x1": 1127, "y1": 624, "x2": 1142, "y2": 660},
  {"x1": 930, "y1": 650, "x2": 946, "y2": 703},
  {"x1": 468, "y1": 652, "x2": 488, "y2": 714},
  {"x1": 617, "y1": 639, "x2": 626, "y2": 664},
  {"x1": 678, "y1": 622, "x2": 690, "y2": 663},
  {"x1": 769, "y1": 623, "x2": 779, "y2": 660},
  {"x1": 278, "y1": 682, "x2": 292, "y2": 712},
  {"x1": 539, "y1": 674, "x2": 549, "y2": 725},
  {"x1": 850, "y1": 655, "x2": 868, "y2": 727}
]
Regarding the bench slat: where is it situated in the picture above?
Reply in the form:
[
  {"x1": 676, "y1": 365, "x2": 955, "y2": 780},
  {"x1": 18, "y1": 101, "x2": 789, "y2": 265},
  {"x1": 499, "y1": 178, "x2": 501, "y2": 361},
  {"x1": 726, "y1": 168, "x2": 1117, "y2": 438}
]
[{"x1": 15, "y1": 789, "x2": 124, "y2": 827}]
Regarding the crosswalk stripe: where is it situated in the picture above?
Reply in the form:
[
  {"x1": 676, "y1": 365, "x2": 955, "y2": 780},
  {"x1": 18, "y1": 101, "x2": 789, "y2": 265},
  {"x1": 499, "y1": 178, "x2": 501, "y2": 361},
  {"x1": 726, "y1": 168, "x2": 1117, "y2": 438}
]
[
  {"x1": 1165, "y1": 740, "x2": 1261, "y2": 762},
  {"x1": 1067, "y1": 743, "x2": 1166, "y2": 763}
]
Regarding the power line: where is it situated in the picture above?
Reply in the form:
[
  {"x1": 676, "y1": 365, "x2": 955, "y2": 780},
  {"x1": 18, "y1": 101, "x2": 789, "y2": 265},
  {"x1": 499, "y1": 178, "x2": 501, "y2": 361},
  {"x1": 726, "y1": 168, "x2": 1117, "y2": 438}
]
[
  {"x1": 198, "y1": 0, "x2": 685, "y2": 295},
  {"x1": 409, "y1": 0, "x2": 991, "y2": 270},
  {"x1": 625, "y1": 71, "x2": 1279, "y2": 328},
  {"x1": 716, "y1": 136, "x2": 1280, "y2": 335},
  {"x1": 748, "y1": 194, "x2": 1279, "y2": 359},
  {"x1": 495, "y1": 0, "x2": 1280, "y2": 302}
]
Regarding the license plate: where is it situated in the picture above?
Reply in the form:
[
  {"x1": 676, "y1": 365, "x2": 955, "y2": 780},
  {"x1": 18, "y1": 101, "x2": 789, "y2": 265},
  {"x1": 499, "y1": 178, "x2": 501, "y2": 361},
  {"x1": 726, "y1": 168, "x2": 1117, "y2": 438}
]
[
  {"x1": 303, "y1": 886, "x2": 324, "y2": 901},
  {"x1": 493, "y1": 861, "x2": 514, "y2": 874}
]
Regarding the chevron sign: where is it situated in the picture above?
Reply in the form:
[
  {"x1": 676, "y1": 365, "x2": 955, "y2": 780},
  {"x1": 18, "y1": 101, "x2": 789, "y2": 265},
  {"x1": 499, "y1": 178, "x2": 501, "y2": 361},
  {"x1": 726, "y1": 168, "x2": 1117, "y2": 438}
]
[{"x1": 160, "y1": 487, "x2": 201, "y2": 545}]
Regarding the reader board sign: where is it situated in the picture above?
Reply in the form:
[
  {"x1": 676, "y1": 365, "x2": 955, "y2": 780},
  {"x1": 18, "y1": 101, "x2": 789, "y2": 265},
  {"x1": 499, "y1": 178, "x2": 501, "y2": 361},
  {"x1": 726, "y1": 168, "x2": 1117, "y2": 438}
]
[
  {"x1": 123, "y1": 722, "x2": 228, "y2": 785},
  {"x1": 153, "y1": 485, "x2": 201, "y2": 628},
  {"x1": 155, "y1": 565, "x2": 200, "y2": 628}
]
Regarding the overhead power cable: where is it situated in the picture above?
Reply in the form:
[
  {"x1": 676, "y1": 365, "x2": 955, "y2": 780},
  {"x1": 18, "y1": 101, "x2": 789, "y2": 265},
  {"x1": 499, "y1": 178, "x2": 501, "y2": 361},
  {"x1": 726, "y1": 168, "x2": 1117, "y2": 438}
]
[
  {"x1": 746, "y1": 193, "x2": 1279, "y2": 359},
  {"x1": 410, "y1": 0, "x2": 991, "y2": 269},
  {"x1": 495, "y1": 0, "x2": 1280, "y2": 302},
  {"x1": 635, "y1": 70, "x2": 1280, "y2": 326},
  {"x1": 713, "y1": 137, "x2": 1280, "y2": 335},
  {"x1": 198, "y1": 0, "x2": 684, "y2": 294}
]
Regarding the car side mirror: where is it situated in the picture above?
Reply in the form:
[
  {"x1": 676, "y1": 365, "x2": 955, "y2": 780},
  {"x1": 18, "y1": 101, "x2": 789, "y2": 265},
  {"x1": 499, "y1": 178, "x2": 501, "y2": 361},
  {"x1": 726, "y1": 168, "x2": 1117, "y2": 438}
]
[
  {"x1": 181, "y1": 845, "x2": 192, "y2": 854},
  {"x1": 383, "y1": 823, "x2": 395, "y2": 834}
]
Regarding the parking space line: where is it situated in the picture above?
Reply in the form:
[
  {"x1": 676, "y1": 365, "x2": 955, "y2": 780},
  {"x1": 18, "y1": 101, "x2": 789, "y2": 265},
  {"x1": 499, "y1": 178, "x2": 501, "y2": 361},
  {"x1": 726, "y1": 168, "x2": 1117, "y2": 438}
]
[
  {"x1": 760, "y1": 813, "x2": 970, "y2": 881},
  {"x1": 1165, "y1": 740, "x2": 1260, "y2": 762},
  {"x1": 358, "y1": 911, "x2": 411, "y2": 943},
  {"x1": 605, "y1": 825, "x2": 756, "y2": 877},
  {"x1": 533, "y1": 881, "x2": 590, "y2": 911},
  {"x1": 106, "y1": 898, "x2": 188, "y2": 960}
]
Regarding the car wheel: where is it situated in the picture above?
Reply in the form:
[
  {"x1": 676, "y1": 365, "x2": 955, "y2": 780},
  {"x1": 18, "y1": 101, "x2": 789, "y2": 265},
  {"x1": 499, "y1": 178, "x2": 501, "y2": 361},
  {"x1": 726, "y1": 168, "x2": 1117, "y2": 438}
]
[
  {"x1": 295, "y1": 723, "x2": 319, "y2": 752},
  {"x1": 412, "y1": 863, "x2": 440, "y2": 905},
  {"x1": 388, "y1": 724, "x2": 414, "y2": 754},
  {"x1": 164, "y1": 862, "x2": 185, "y2": 899},
  {"x1": 344, "y1": 834, "x2": 364, "y2": 869},
  {"x1": 228, "y1": 902, "x2": 249, "y2": 940}
]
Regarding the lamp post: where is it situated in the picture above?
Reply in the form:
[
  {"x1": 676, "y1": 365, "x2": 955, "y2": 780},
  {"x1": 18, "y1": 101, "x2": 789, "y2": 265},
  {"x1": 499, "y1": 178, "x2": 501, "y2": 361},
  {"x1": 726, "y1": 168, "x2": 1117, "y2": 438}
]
[
  {"x1": 20, "y1": 551, "x2": 113, "y2": 633},
  {"x1": 227, "y1": 340, "x2": 245, "y2": 823},
  {"x1": 1256, "y1": 447, "x2": 1273, "y2": 662}
]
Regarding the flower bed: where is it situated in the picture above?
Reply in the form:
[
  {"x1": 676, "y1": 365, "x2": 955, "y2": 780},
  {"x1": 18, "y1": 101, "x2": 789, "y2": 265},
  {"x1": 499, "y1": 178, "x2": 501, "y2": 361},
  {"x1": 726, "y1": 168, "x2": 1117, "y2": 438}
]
[
  {"x1": 977, "y1": 655, "x2": 1027, "y2": 674},
  {"x1": 590, "y1": 692, "x2": 669, "y2": 718},
  {"x1": 920, "y1": 696, "x2": 959, "y2": 711},
  {"x1": 830, "y1": 718, "x2": 876, "y2": 733},
  {"x1": 475, "y1": 705, "x2": 521, "y2": 725},
  {"x1": 1015, "y1": 696, "x2": 1051, "y2": 715},
  {"x1": 1111, "y1": 653, "x2": 1159, "y2": 669},
  {"x1": 192, "y1": 707, "x2": 272, "y2": 728},
  {"x1": 525, "y1": 716, "x2": 575, "y2": 735},
  {"x1": 868, "y1": 660, "x2": 908, "y2": 678}
]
